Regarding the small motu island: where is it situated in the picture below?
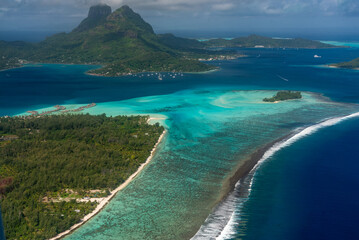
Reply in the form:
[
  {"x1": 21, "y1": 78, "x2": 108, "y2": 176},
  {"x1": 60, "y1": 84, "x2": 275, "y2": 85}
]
[
  {"x1": 331, "y1": 57, "x2": 359, "y2": 70},
  {"x1": 263, "y1": 91, "x2": 302, "y2": 102},
  {"x1": 0, "y1": 114, "x2": 164, "y2": 239}
]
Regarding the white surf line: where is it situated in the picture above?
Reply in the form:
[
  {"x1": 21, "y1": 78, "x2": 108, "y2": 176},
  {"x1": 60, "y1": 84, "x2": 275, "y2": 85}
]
[
  {"x1": 215, "y1": 203, "x2": 238, "y2": 240},
  {"x1": 252, "y1": 111, "x2": 359, "y2": 172},
  {"x1": 277, "y1": 74, "x2": 289, "y2": 81},
  {"x1": 215, "y1": 111, "x2": 359, "y2": 240},
  {"x1": 49, "y1": 130, "x2": 166, "y2": 240}
]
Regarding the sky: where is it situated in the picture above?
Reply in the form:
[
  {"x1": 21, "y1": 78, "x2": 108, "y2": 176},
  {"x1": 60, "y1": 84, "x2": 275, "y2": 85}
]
[{"x1": 0, "y1": 0, "x2": 359, "y2": 40}]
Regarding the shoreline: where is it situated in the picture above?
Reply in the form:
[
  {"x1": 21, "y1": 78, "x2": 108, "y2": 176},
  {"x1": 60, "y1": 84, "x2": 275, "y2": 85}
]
[
  {"x1": 87, "y1": 67, "x2": 220, "y2": 77},
  {"x1": 49, "y1": 130, "x2": 167, "y2": 240},
  {"x1": 325, "y1": 64, "x2": 359, "y2": 71},
  {"x1": 0, "y1": 65, "x2": 25, "y2": 72},
  {"x1": 1, "y1": 62, "x2": 219, "y2": 77}
]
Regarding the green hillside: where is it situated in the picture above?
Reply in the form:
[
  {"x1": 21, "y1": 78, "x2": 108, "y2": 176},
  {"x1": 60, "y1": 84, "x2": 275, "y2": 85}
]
[
  {"x1": 204, "y1": 34, "x2": 335, "y2": 49},
  {"x1": 0, "y1": 5, "x2": 339, "y2": 76},
  {"x1": 333, "y1": 57, "x2": 359, "y2": 69},
  {"x1": 0, "y1": 5, "x2": 214, "y2": 76}
]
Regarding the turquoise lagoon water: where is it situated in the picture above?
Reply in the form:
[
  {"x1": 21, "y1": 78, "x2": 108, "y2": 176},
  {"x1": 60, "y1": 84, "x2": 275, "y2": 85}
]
[
  {"x1": 1, "y1": 47, "x2": 359, "y2": 239},
  {"x1": 33, "y1": 90, "x2": 355, "y2": 240},
  {"x1": 321, "y1": 41, "x2": 359, "y2": 48}
]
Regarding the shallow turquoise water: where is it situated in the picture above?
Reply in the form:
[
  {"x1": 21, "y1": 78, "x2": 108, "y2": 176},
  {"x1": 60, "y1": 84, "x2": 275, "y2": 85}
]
[
  {"x1": 2, "y1": 46, "x2": 359, "y2": 240},
  {"x1": 54, "y1": 90, "x2": 358, "y2": 240},
  {"x1": 320, "y1": 41, "x2": 359, "y2": 48}
]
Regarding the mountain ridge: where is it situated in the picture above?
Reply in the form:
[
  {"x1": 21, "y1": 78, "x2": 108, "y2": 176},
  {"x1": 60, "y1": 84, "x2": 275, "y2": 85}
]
[
  {"x1": 73, "y1": 4, "x2": 112, "y2": 32},
  {"x1": 27, "y1": 5, "x2": 217, "y2": 76},
  {"x1": 0, "y1": 4, "x2": 339, "y2": 76}
]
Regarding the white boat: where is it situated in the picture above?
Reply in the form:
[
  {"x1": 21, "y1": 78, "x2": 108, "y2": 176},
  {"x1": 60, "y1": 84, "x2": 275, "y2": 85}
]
[
  {"x1": 314, "y1": 55, "x2": 322, "y2": 58},
  {"x1": 158, "y1": 74, "x2": 163, "y2": 81}
]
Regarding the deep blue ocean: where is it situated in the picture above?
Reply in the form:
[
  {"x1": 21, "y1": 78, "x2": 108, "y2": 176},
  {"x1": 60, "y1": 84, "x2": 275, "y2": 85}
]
[
  {"x1": 1, "y1": 44, "x2": 359, "y2": 239},
  {"x1": 232, "y1": 114, "x2": 359, "y2": 240}
]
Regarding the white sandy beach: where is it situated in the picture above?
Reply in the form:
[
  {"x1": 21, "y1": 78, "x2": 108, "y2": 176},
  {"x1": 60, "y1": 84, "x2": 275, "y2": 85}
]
[
  {"x1": 147, "y1": 116, "x2": 167, "y2": 124},
  {"x1": 49, "y1": 130, "x2": 167, "y2": 240}
]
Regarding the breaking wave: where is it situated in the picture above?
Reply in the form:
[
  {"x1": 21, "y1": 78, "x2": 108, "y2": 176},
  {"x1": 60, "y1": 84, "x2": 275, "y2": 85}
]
[{"x1": 192, "y1": 112, "x2": 359, "y2": 240}]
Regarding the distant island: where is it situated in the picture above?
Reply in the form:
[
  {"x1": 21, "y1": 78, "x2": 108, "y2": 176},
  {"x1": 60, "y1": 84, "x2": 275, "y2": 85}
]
[
  {"x1": 263, "y1": 91, "x2": 302, "y2": 102},
  {"x1": 0, "y1": 4, "x2": 338, "y2": 76},
  {"x1": 331, "y1": 57, "x2": 359, "y2": 70},
  {"x1": 0, "y1": 114, "x2": 164, "y2": 239},
  {"x1": 203, "y1": 35, "x2": 335, "y2": 49}
]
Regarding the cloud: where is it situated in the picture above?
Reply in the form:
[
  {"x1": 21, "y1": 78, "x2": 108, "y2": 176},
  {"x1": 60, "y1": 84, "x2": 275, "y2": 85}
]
[
  {"x1": 337, "y1": 0, "x2": 359, "y2": 16},
  {"x1": 212, "y1": 3, "x2": 234, "y2": 11},
  {"x1": 0, "y1": 0, "x2": 358, "y2": 32},
  {"x1": 0, "y1": 8, "x2": 10, "y2": 12},
  {"x1": 0, "y1": 0, "x2": 357, "y2": 17}
]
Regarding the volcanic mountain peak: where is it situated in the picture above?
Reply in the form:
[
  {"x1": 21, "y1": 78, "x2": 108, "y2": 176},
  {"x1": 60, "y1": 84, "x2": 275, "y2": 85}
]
[{"x1": 73, "y1": 3, "x2": 112, "y2": 32}]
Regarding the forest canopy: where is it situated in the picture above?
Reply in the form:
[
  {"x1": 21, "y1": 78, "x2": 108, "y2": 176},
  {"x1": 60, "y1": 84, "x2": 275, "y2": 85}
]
[
  {"x1": 0, "y1": 114, "x2": 164, "y2": 239},
  {"x1": 263, "y1": 91, "x2": 302, "y2": 102}
]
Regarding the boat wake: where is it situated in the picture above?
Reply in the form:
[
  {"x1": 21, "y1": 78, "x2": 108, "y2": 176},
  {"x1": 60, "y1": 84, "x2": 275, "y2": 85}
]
[
  {"x1": 191, "y1": 111, "x2": 359, "y2": 240},
  {"x1": 277, "y1": 74, "x2": 289, "y2": 81}
]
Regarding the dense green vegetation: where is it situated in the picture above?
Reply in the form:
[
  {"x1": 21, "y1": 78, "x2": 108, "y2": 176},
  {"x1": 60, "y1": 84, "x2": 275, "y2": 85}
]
[
  {"x1": 263, "y1": 91, "x2": 302, "y2": 102},
  {"x1": 158, "y1": 33, "x2": 205, "y2": 50},
  {"x1": 0, "y1": 41, "x2": 33, "y2": 70},
  {"x1": 0, "y1": 5, "x2": 337, "y2": 76},
  {"x1": 333, "y1": 57, "x2": 359, "y2": 69},
  {"x1": 88, "y1": 52, "x2": 214, "y2": 76},
  {"x1": 0, "y1": 114, "x2": 164, "y2": 239},
  {"x1": 0, "y1": 5, "x2": 215, "y2": 76},
  {"x1": 204, "y1": 34, "x2": 335, "y2": 49}
]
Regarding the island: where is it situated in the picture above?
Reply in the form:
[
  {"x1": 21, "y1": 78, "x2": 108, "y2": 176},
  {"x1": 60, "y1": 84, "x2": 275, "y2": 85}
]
[
  {"x1": 203, "y1": 35, "x2": 336, "y2": 49},
  {"x1": 331, "y1": 57, "x2": 359, "y2": 70},
  {"x1": 0, "y1": 4, "x2": 338, "y2": 77},
  {"x1": 0, "y1": 114, "x2": 165, "y2": 239},
  {"x1": 0, "y1": 4, "x2": 219, "y2": 76},
  {"x1": 263, "y1": 91, "x2": 302, "y2": 102}
]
